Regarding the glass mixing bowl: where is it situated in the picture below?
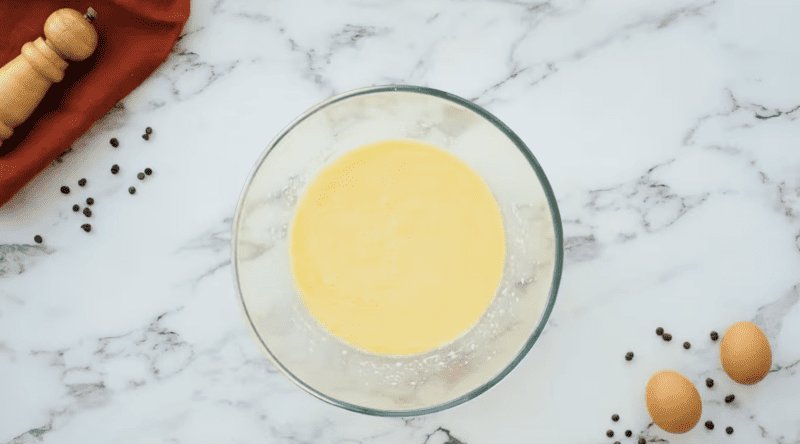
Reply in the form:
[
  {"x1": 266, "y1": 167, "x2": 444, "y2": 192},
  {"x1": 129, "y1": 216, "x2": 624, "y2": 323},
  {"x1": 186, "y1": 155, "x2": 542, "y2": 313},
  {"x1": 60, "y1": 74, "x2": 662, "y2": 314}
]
[{"x1": 232, "y1": 85, "x2": 563, "y2": 416}]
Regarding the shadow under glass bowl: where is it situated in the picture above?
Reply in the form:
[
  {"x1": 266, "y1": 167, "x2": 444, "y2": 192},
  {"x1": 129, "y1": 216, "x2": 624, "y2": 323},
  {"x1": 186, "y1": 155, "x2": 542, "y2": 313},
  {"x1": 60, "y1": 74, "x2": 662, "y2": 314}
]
[{"x1": 232, "y1": 85, "x2": 563, "y2": 416}]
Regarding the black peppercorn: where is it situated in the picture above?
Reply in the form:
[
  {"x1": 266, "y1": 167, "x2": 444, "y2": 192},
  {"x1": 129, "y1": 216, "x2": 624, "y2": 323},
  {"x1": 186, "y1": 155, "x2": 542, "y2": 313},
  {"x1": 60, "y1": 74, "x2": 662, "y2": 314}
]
[
  {"x1": 625, "y1": 430, "x2": 632, "y2": 437},
  {"x1": 81, "y1": 223, "x2": 91, "y2": 232},
  {"x1": 683, "y1": 342, "x2": 691, "y2": 349},
  {"x1": 34, "y1": 235, "x2": 42, "y2": 244},
  {"x1": 638, "y1": 438, "x2": 646, "y2": 444},
  {"x1": 145, "y1": 127, "x2": 152, "y2": 134},
  {"x1": 142, "y1": 133, "x2": 150, "y2": 141},
  {"x1": 110, "y1": 138, "x2": 119, "y2": 147},
  {"x1": 86, "y1": 197, "x2": 94, "y2": 206},
  {"x1": 128, "y1": 186, "x2": 136, "y2": 194},
  {"x1": 726, "y1": 427, "x2": 733, "y2": 435},
  {"x1": 111, "y1": 164, "x2": 120, "y2": 174},
  {"x1": 706, "y1": 378, "x2": 714, "y2": 388},
  {"x1": 60, "y1": 185, "x2": 70, "y2": 194},
  {"x1": 705, "y1": 420, "x2": 714, "y2": 430},
  {"x1": 725, "y1": 394, "x2": 735, "y2": 403},
  {"x1": 137, "y1": 172, "x2": 145, "y2": 180},
  {"x1": 614, "y1": 442, "x2": 620, "y2": 444},
  {"x1": 607, "y1": 430, "x2": 614, "y2": 438},
  {"x1": 711, "y1": 331, "x2": 719, "y2": 341},
  {"x1": 83, "y1": 207, "x2": 92, "y2": 217},
  {"x1": 625, "y1": 352, "x2": 634, "y2": 361},
  {"x1": 662, "y1": 333, "x2": 672, "y2": 341},
  {"x1": 144, "y1": 167, "x2": 152, "y2": 176},
  {"x1": 78, "y1": 178, "x2": 87, "y2": 187},
  {"x1": 72, "y1": 204, "x2": 80, "y2": 212},
  {"x1": 656, "y1": 327, "x2": 664, "y2": 336},
  {"x1": 612, "y1": 414, "x2": 619, "y2": 422}
]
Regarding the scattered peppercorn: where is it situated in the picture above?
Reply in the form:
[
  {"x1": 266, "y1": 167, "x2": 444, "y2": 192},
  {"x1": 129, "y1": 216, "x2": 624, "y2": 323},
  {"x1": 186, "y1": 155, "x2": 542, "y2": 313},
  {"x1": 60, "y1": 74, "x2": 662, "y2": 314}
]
[
  {"x1": 726, "y1": 427, "x2": 733, "y2": 435},
  {"x1": 683, "y1": 342, "x2": 691, "y2": 349},
  {"x1": 60, "y1": 186, "x2": 70, "y2": 194},
  {"x1": 612, "y1": 414, "x2": 619, "y2": 422},
  {"x1": 78, "y1": 178, "x2": 87, "y2": 187},
  {"x1": 607, "y1": 430, "x2": 614, "y2": 438},
  {"x1": 34, "y1": 235, "x2": 42, "y2": 244},
  {"x1": 144, "y1": 167, "x2": 152, "y2": 176},
  {"x1": 625, "y1": 430, "x2": 632, "y2": 437},
  {"x1": 83, "y1": 207, "x2": 92, "y2": 217},
  {"x1": 86, "y1": 197, "x2": 94, "y2": 206},
  {"x1": 711, "y1": 331, "x2": 719, "y2": 341},
  {"x1": 72, "y1": 204, "x2": 80, "y2": 212},
  {"x1": 111, "y1": 164, "x2": 120, "y2": 174},
  {"x1": 656, "y1": 327, "x2": 664, "y2": 336},
  {"x1": 705, "y1": 421, "x2": 714, "y2": 430},
  {"x1": 110, "y1": 138, "x2": 119, "y2": 147},
  {"x1": 662, "y1": 333, "x2": 672, "y2": 341},
  {"x1": 81, "y1": 223, "x2": 91, "y2": 232},
  {"x1": 725, "y1": 394, "x2": 735, "y2": 403},
  {"x1": 638, "y1": 439, "x2": 646, "y2": 444},
  {"x1": 625, "y1": 352, "x2": 634, "y2": 361},
  {"x1": 137, "y1": 172, "x2": 145, "y2": 180},
  {"x1": 142, "y1": 133, "x2": 150, "y2": 141},
  {"x1": 145, "y1": 127, "x2": 152, "y2": 134},
  {"x1": 706, "y1": 378, "x2": 714, "y2": 388},
  {"x1": 128, "y1": 186, "x2": 136, "y2": 194},
  {"x1": 614, "y1": 442, "x2": 620, "y2": 444}
]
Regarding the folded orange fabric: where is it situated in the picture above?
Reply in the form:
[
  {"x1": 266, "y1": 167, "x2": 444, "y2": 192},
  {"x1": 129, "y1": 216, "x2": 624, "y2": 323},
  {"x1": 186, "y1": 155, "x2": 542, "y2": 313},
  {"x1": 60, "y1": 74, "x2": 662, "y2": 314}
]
[{"x1": 0, "y1": 0, "x2": 190, "y2": 207}]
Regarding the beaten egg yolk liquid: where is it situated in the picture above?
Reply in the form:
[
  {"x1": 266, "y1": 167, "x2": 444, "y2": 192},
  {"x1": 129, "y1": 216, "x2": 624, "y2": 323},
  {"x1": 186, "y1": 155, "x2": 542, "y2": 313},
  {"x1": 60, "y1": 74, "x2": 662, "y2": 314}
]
[{"x1": 289, "y1": 139, "x2": 506, "y2": 355}]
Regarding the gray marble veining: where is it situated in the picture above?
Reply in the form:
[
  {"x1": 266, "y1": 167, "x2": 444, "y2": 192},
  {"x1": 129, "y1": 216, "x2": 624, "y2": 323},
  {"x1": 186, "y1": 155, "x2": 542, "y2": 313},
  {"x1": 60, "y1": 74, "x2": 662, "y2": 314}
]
[{"x1": 1, "y1": 0, "x2": 799, "y2": 442}]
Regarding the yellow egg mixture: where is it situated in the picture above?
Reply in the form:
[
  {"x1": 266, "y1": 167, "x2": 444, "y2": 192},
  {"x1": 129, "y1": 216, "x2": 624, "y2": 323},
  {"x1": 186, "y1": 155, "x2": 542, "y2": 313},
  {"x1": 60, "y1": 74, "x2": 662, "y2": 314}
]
[{"x1": 289, "y1": 139, "x2": 506, "y2": 355}]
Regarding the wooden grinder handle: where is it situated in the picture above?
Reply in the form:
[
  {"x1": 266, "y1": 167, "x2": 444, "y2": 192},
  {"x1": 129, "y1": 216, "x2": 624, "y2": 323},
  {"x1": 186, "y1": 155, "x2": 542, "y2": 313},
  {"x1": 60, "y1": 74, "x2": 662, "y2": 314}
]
[{"x1": 0, "y1": 7, "x2": 98, "y2": 147}]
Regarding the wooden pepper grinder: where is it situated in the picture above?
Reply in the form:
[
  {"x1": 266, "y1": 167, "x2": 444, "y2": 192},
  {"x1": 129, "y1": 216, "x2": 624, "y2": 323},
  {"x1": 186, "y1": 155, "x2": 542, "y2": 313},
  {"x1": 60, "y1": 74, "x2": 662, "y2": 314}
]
[{"x1": 0, "y1": 7, "x2": 98, "y2": 147}]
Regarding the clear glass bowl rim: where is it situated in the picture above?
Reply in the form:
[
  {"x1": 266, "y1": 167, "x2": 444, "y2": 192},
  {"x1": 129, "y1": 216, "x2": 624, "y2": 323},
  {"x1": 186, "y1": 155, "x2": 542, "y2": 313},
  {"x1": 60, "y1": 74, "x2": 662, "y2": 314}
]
[{"x1": 231, "y1": 84, "x2": 564, "y2": 416}]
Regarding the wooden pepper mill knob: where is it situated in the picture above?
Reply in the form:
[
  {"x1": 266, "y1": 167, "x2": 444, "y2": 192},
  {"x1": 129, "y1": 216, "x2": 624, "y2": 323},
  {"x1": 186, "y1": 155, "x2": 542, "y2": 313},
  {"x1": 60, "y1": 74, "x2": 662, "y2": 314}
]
[{"x1": 0, "y1": 7, "x2": 98, "y2": 147}]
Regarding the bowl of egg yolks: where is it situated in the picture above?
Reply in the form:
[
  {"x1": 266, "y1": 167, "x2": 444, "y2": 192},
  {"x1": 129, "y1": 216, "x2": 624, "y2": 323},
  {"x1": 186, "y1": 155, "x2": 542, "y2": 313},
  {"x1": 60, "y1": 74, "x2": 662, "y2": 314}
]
[{"x1": 232, "y1": 85, "x2": 563, "y2": 415}]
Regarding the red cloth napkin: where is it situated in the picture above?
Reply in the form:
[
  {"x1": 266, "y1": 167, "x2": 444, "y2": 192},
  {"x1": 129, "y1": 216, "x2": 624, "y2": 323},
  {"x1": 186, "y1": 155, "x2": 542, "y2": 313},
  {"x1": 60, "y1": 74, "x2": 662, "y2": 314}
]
[{"x1": 0, "y1": 0, "x2": 190, "y2": 207}]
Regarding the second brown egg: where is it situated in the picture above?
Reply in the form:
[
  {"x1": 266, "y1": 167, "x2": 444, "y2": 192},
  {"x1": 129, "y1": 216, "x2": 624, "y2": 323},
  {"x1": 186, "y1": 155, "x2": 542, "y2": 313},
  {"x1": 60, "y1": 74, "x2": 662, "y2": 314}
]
[
  {"x1": 721, "y1": 321, "x2": 772, "y2": 385},
  {"x1": 645, "y1": 371, "x2": 702, "y2": 434}
]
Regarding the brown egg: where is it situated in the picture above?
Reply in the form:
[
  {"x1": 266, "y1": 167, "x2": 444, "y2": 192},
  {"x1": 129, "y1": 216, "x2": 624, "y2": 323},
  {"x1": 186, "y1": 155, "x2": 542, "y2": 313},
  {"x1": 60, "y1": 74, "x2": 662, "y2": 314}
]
[
  {"x1": 721, "y1": 321, "x2": 772, "y2": 384},
  {"x1": 645, "y1": 371, "x2": 702, "y2": 433}
]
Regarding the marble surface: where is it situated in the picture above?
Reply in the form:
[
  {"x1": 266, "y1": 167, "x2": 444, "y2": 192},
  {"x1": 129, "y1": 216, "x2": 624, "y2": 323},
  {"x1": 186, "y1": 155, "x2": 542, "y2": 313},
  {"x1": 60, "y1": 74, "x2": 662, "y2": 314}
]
[{"x1": 2, "y1": 0, "x2": 799, "y2": 442}]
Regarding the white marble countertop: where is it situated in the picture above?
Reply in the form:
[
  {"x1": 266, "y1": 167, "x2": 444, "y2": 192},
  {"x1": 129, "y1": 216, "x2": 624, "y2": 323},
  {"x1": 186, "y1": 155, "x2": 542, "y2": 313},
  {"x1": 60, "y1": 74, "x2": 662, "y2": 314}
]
[{"x1": 2, "y1": 0, "x2": 799, "y2": 442}]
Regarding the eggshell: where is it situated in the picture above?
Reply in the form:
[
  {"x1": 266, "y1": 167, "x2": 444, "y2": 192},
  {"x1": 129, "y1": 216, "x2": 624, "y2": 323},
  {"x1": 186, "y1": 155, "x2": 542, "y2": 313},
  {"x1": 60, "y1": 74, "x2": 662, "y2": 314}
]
[
  {"x1": 645, "y1": 371, "x2": 702, "y2": 433},
  {"x1": 721, "y1": 321, "x2": 772, "y2": 384}
]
